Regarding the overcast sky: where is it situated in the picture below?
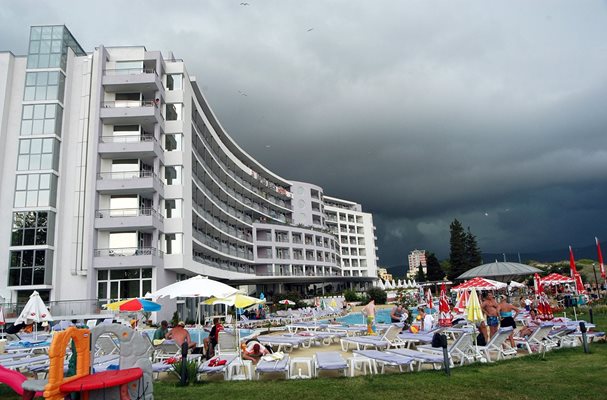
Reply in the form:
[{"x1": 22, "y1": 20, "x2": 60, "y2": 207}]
[{"x1": 2, "y1": 1, "x2": 607, "y2": 266}]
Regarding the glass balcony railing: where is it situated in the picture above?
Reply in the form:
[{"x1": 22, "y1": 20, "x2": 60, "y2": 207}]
[
  {"x1": 104, "y1": 68, "x2": 158, "y2": 76},
  {"x1": 95, "y1": 207, "x2": 163, "y2": 220},
  {"x1": 94, "y1": 247, "x2": 163, "y2": 257}
]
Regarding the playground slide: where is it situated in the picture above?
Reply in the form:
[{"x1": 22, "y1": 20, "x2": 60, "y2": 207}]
[{"x1": 0, "y1": 365, "x2": 44, "y2": 397}]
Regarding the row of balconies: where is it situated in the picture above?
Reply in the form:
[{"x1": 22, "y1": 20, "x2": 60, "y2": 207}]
[
  {"x1": 192, "y1": 254, "x2": 256, "y2": 275},
  {"x1": 192, "y1": 228, "x2": 254, "y2": 261},
  {"x1": 191, "y1": 203, "x2": 252, "y2": 243},
  {"x1": 92, "y1": 246, "x2": 164, "y2": 269},
  {"x1": 94, "y1": 207, "x2": 164, "y2": 231},
  {"x1": 192, "y1": 177, "x2": 255, "y2": 226},
  {"x1": 192, "y1": 128, "x2": 292, "y2": 212}
]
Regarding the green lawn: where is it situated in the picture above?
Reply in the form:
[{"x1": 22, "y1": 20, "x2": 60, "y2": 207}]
[{"x1": 1, "y1": 312, "x2": 606, "y2": 400}]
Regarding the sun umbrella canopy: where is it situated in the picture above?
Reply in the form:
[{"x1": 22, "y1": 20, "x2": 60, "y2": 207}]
[
  {"x1": 537, "y1": 294, "x2": 554, "y2": 321},
  {"x1": 465, "y1": 289, "x2": 484, "y2": 324},
  {"x1": 438, "y1": 282, "x2": 452, "y2": 327},
  {"x1": 451, "y1": 277, "x2": 507, "y2": 292},
  {"x1": 279, "y1": 299, "x2": 296, "y2": 306},
  {"x1": 15, "y1": 291, "x2": 53, "y2": 325},
  {"x1": 203, "y1": 294, "x2": 264, "y2": 309},
  {"x1": 533, "y1": 273, "x2": 544, "y2": 295},
  {"x1": 457, "y1": 261, "x2": 541, "y2": 281},
  {"x1": 453, "y1": 289, "x2": 469, "y2": 314},
  {"x1": 509, "y1": 281, "x2": 526, "y2": 289},
  {"x1": 0, "y1": 307, "x2": 5, "y2": 326},
  {"x1": 541, "y1": 273, "x2": 574, "y2": 286},
  {"x1": 104, "y1": 298, "x2": 161, "y2": 312},
  {"x1": 147, "y1": 275, "x2": 241, "y2": 299}
]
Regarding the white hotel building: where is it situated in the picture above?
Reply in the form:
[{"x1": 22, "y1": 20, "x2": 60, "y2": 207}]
[{"x1": 0, "y1": 26, "x2": 378, "y2": 320}]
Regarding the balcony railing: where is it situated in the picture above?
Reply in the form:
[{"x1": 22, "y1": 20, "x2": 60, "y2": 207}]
[
  {"x1": 97, "y1": 170, "x2": 161, "y2": 181},
  {"x1": 104, "y1": 68, "x2": 157, "y2": 76},
  {"x1": 102, "y1": 100, "x2": 157, "y2": 108},
  {"x1": 100, "y1": 134, "x2": 157, "y2": 143},
  {"x1": 0, "y1": 299, "x2": 111, "y2": 319},
  {"x1": 95, "y1": 208, "x2": 163, "y2": 220},
  {"x1": 94, "y1": 247, "x2": 163, "y2": 257}
]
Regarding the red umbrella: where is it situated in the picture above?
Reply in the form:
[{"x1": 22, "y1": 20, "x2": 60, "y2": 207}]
[
  {"x1": 541, "y1": 273, "x2": 574, "y2": 286},
  {"x1": 438, "y1": 282, "x2": 452, "y2": 327},
  {"x1": 453, "y1": 289, "x2": 469, "y2": 314},
  {"x1": 537, "y1": 294, "x2": 554, "y2": 320},
  {"x1": 574, "y1": 273, "x2": 586, "y2": 294},
  {"x1": 533, "y1": 273, "x2": 544, "y2": 295},
  {"x1": 596, "y1": 237, "x2": 605, "y2": 279},
  {"x1": 426, "y1": 289, "x2": 434, "y2": 311},
  {"x1": 451, "y1": 277, "x2": 507, "y2": 292}
]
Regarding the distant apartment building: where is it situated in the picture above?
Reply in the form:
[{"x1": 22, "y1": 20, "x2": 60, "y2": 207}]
[
  {"x1": 0, "y1": 25, "x2": 378, "y2": 320},
  {"x1": 406, "y1": 249, "x2": 427, "y2": 279},
  {"x1": 377, "y1": 267, "x2": 393, "y2": 282}
]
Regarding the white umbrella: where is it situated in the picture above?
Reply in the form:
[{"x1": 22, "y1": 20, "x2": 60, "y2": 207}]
[
  {"x1": 15, "y1": 291, "x2": 53, "y2": 340},
  {"x1": 407, "y1": 279, "x2": 413, "y2": 288},
  {"x1": 146, "y1": 275, "x2": 241, "y2": 299},
  {"x1": 397, "y1": 279, "x2": 403, "y2": 288},
  {"x1": 508, "y1": 281, "x2": 526, "y2": 290},
  {"x1": 378, "y1": 280, "x2": 385, "y2": 290},
  {"x1": 385, "y1": 280, "x2": 393, "y2": 289}
]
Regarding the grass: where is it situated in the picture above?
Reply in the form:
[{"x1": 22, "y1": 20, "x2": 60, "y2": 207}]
[{"x1": 1, "y1": 312, "x2": 606, "y2": 400}]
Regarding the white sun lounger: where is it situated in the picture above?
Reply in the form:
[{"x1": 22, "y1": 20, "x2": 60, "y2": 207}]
[
  {"x1": 386, "y1": 348, "x2": 445, "y2": 371},
  {"x1": 353, "y1": 350, "x2": 415, "y2": 374},
  {"x1": 476, "y1": 327, "x2": 516, "y2": 362},
  {"x1": 513, "y1": 323, "x2": 555, "y2": 354},
  {"x1": 314, "y1": 351, "x2": 348, "y2": 377},
  {"x1": 257, "y1": 335, "x2": 312, "y2": 352},
  {"x1": 255, "y1": 354, "x2": 290, "y2": 379},
  {"x1": 340, "y1": 326, "x2": 405, "y2": 351},
  {"x1": 197, "y1": 354, "x2": 239, "y2": 380},
  {"x1": 417, "y1": 331, "x2": 475, "y2": 366}
]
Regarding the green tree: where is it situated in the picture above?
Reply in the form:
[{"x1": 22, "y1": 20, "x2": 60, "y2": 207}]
[
  {"x1": 366, "y1": 287, "x2": 387, "y2": 304},
  {"x1": 448, "y1": 219, "x2": 467, "y2": 280},
  {"x1": 465, "y1": 227, "x2": 482, "y2": 269},
  {"x1": 425, "y1": 252, "x2": 444, "y2": 281},
  {"x1": 416, "y1": 267, "x2": 426, "y2": 282}
]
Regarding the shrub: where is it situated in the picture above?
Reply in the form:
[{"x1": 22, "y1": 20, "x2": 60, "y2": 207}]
[
  {"x1": 343, "y1": 289, "x2": 360, "y2": 302},
  {"x1": 171, "y1": 358, "x2": 199, "y2": 385},
  {"x1": 366, "y1": 287, "x2": 387, "y2": 304},
  {"x1": 171, "y1": 311, "x2": 180, "y2": 327}
]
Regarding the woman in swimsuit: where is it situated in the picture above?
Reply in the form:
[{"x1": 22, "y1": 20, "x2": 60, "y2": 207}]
[{"x1": 498, "y1": 296, "x2": 519, "y2": 347}]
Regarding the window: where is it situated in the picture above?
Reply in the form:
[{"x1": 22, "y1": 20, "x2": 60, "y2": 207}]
[
  {"x1": 166, "y1": 74, "x2": 182, "y2": 91},
  {"x1": 165, "y1": 103, "x2": 182, "y2": 121},
  {"x1": 17, "y1": 138, "x2": 60, "y2": 171},
  {"x1": 8, "y1": 249, "x2": 52, "y2": 286},
  {"x1": 114, "y1": 93, "x2": 141, "y2": 107},
  {"x1": 162, "y1": 233, "x2": 182, "y2": 255},
  {"x1": 164, "y1": 166, "x2": 182, "y2": 185},
  {"x1": 23, "y1": 71, "x2": 65, "y2": 102},
  {"x1": 21, "y1": 104, "x2": 63, "y2": 136},
  {"x1": 163, "y1": 133, "x2": 182, "y2": 151},
  {"x1": 11, "y1": 211, "x2": 54, "y2": 246},
  {"x1": 164, "y1": 199, "x2": 181, "y2": 218},
  {"x1": 27, "y1": 26, "x2": 65, "y2": 69},
  {"x1": 14, "y1": 173, "x2": 57, "y2": 208},
  {"x1": 96, "y1": 268, "x2": 152, "y2": 301}
]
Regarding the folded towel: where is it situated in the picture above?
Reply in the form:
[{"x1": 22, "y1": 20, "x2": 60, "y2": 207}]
[
  {"x1": 262, "y1": 352, "x2": 285, "y2": 362},
  {"x1": 208, "y1": 357, "x2": 226, "y2": 367},
  {"x1": 153, "y1": 339, "x2": 165, "y2": 346}
]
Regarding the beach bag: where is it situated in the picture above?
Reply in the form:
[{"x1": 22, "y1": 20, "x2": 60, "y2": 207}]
[{"x1": 431, "y1": 332, "x2": 442, "y2": 348}]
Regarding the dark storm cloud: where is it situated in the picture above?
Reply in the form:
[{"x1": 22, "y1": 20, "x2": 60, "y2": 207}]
[{"x1": 3, "y1": 1, "x2": 607, "y2": 265}]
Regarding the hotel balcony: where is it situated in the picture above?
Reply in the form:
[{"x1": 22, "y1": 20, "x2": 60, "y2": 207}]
[
  {"x1": 100, "y1": 100, "x2": 164, "y2": 127},
  {"x1": 96, "y1": 171, "x2": 165, "y2": 196},
  {"x1": 98, "y1": 134, "x2": 163, "y2": 161},
  {"x1": 94, "y1": 208, "x2": 164, "y2": 231},
  {"x1": 102, "y1": 68, "x2": 164, "y2": 93},
  {"x1": 93, "y1": 247, "x2": 164, "y2": 268}
]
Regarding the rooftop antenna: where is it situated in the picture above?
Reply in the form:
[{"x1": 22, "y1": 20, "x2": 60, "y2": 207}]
[
  {"x1": 518, "y1": 252, "x2": 521, "y2": 263},
  {"x1": 503, "y1": 253, "x2": 507, "y2": 262}
]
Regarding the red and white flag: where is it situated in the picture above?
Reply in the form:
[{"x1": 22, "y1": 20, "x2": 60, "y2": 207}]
[
  {"x1": 0, "y1": 307, "x2": 5, "y2": 326},
  {"x1": 568, "y1": 246, "x2": 578, "y2": 279},
  {"x1": 596, "y1": 237, "x2": 605, "y2": 279}
]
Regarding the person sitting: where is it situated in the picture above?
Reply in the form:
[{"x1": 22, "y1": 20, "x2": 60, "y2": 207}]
[
  {"x1": 153, "y1": 320, "x2": 169, "y2": 341},
  {"x1": 166, "y1": 321, "x2": 197, "y2": 350},
  {"x1": 518, "y1": 309, "x2": 540, "y2": 338},
  {"x1": 390, "y1": 304, "x2": 405, "y2": 323},
  {"x1": 203, "y1": 318, "x2": 223, "y2": 358},
  {"x1": 241, "y1": 342, "x2": 269, "y2": 364},
  {"x1": 418, "y1": 306, "x2": 434, "y2": 332}
]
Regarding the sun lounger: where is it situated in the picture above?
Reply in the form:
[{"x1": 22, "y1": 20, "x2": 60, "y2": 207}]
[
  {"x1": 417, "y1": 331, "x2": 475, "y2": 366},
  {"x1": 197, "y1": 354, "x2": 239, "y2": 380},
  {"x1": 476, "y1": 327, "x2": 516, "y2": 362},
  {"x1": 340, "y1": 326, "x2": 405, "y2": 351},
  {"x1": 397, "y1": 332, "x2": 435, "y2": 348},
  {"x1": 386, "y1": 348, "x2": 445, "y2": 371},
  {"x1": 513, "y1": 323, "x2": 555, "y2": 354},
  {"x1": 0, "y1": 354, "x2": 49, "y2": 370},
  {"x1": 353, "y1": 350, "x2": 415, "y2": 374},
  {"x1": 257, "y1": 335, "x2": 312, "y2": 352},
  {"x1": 314, "y1": 351, "x2": 348, "y2": 377},
  {"x1": 286, "y1": 322, "x2": 328, "y2": 333},
  {"x1": 326, "y1": 325, "x2": 367, "y2": 336},
  {"x1": 255, "y1": 353, "x2": 290, "y2": 379}
]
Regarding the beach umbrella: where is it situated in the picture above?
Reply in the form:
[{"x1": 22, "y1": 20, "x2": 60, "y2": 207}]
[
  {"x1": 438, "y1": 282, "x2": 453, "y2": 327},
  {"x1": 533, "y1": 273, "x2": 544, "y2": 295},
  {"x1": 451, "y1": 277, "x2": 507, "y2": 292},
  {"x1": 378, "y1": 280, "x2": 385, "y2": 290},
  {"x1": 537, "y1": 294, "x2": 554, "y2": 321},
  {"x1": 397, "y1": 279, "x2": 403, "y2": 288},
  {"x1": 541, "y1": 273, "x2": 574, "y2": 286},
  {"x1": 278, "y1": 299, "x2": 296, "y2": 306},
  {"x1": 508, "y1": 281, "x2": 526, "y2": 290},
  {"x1": 465, "y1": 288, "x2": 484, "y2": 357},
  {"x1": 15, "y1": 291, "x2": 53, "y2": 340},
  {"x1": 104, "y1": 298, "x2": 162, "y2": 312},
  {"x1": 0, "y1": 307, "x2": 4, "y2": 337},
  {"x1": 147, "y1": 275, "x2": 241, "y2": 299},
  {"x1": 426, "y1": 289, "x2": 435, "y2": 311},
  {"x1": 453, "y1": 289, "x2": 469, "y2": 314},
  {"x1": 330, "y1": 298, "x2": 337, "y2": 308},
  {"x1": 258, "y1": 292, "x2": 265, "y2": 310},
  {"x1": 412, "y1": 279, "x2": 417, "y2": 287},
  {"x1": 596, "y1": 237, "x2": 605, "y2": 279}
]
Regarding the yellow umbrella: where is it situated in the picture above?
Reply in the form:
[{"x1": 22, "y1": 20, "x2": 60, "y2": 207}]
[
  {"x1": 329, "y1": 299, "x2": 337, "y2": 308},
  {"x1": 465, "y1": 289, "x2": 484, "y2": 324},
  {"x1": 203, "y1": 293, "x2": 265, "y2": 308}
]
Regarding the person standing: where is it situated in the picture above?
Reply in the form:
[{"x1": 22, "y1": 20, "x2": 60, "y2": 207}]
[
  {"x1": 362, "y1": 299, "x2": 376, "y2": 334},
  {"x1": 498, "y1": 296, "x2": 519, "y2": 348},
  {"x1": 481, "y1": 293, "x2": 500, "y2": 340}
]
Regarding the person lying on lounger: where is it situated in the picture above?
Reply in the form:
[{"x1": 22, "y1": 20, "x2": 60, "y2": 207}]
[{"x1": 241, "y1": 342, "x2": 269, "y2": 364}]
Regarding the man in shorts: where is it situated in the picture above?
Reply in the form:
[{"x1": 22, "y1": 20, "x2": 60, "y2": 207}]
[{"x1": 481, "y1": 293, "x2": 500, "y2": 339}]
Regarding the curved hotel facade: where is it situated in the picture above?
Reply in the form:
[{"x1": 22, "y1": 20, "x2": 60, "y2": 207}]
[{"x1": 0, "y1": 26, "x2": 378, "y2": 319}]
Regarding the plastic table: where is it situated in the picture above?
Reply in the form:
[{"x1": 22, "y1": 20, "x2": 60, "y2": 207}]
[{"x1": 60, "y1": 367, "x2": 143, "y2": 400}]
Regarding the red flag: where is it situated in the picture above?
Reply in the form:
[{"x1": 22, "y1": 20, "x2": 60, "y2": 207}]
[
  {"x1": 574, "y1": 273, "x2": 585, "y2": 294},
  {"x1": 568, "y1": 246, "x2": 578, "y2": 278},
  {"x1": 597, "y1": 237, "x2": 605, "y2": 279},
  {"x1": 438, "y1": 282, "x2": 452, "y2": 327},
  {"x1": 533, "y1": 273, "x2": 543, "y2": 295}
]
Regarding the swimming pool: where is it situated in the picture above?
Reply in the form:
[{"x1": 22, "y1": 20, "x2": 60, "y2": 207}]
[{"x1": 336, "y1": 308, "x2": 393, "y2": 324}]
